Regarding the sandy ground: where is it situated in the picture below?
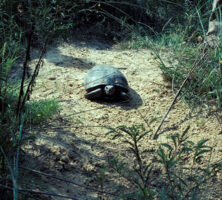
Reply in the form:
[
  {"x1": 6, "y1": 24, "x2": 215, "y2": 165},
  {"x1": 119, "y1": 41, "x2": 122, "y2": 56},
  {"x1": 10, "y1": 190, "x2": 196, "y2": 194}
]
[{"x1": 19, "y1": 38, "x2": 222, "y2": 199}]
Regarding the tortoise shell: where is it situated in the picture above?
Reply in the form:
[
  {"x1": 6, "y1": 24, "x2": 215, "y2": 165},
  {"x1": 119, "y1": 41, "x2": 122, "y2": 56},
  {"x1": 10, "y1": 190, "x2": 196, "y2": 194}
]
[{"x1": 84, "y1": 65, "x2": 129, "y2": 93}]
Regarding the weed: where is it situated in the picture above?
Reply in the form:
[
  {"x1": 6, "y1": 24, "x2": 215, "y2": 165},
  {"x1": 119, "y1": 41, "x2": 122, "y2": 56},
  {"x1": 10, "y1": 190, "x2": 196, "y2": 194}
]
[
  {"x1": 25, "y1": 99, "x2": 60, "y2": 125},
  {"x1": 101, "y1": 124, "x2": 222, "y2": 199}
]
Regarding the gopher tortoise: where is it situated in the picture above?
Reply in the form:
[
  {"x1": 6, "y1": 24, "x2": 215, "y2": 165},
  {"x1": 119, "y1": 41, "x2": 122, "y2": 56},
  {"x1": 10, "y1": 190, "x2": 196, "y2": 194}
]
[{"x1": 84, "y1": 65, "x2": 129, "y2": 101}]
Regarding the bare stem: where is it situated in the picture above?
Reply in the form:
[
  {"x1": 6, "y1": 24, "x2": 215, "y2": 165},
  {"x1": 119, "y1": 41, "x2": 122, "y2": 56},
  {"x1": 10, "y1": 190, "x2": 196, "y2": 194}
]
[{"x1": 152, "y1": 49, "x2": 208, "y2": 139}]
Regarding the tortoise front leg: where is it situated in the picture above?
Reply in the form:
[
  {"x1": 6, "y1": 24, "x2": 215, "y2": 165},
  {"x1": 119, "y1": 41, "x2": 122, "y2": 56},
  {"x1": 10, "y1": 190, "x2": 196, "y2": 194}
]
[
  {"x1": 85, "y1": 88, "x2": 103, "y2": 100},
  {"x1": 120, "y1": 91, "x2": 130, "y2": 101}
]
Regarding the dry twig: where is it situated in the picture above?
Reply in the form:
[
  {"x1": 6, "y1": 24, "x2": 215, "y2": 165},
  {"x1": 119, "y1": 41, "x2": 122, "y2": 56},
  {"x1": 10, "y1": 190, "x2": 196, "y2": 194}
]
[{"x1": 152, "y1": 50, "x2": 208, "y2": 139}]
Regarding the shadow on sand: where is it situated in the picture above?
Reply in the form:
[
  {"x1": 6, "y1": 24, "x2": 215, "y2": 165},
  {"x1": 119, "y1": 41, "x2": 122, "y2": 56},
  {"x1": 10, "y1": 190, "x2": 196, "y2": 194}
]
[{"x1": 44, "y1": 47, "x2": 95, "y2": 70}]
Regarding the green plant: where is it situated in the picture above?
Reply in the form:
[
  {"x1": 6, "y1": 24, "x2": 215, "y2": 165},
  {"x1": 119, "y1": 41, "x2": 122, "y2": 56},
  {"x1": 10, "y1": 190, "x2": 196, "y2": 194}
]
[
  {"x1": 146, "y1": 1, "x2": 222, "y2": 110},
  {"x1": 0, "y1": 8, "x2": 51, "y2": 197},
  {"x1": 105, "y1": 121, "x2": 157, "y2": 199},
  {"x1": 0, "y1": 41, "x2": 21, "y2": 187},
  {"x1": 102, "y1": 123, "x2": 222, "y2": 199},
  {"x1": 114, "y1": 1, "x2": 222, "y2": 111},
  {"x1": 25, "y1": 99, "x2": 60, "y2": 125},
  {"x1": 154, "y1": 126, "x2": 216, "y2": 199}
]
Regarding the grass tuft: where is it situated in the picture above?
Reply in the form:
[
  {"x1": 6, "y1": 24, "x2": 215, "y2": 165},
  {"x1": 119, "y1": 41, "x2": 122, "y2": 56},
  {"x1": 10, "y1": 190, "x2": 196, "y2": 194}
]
[{"x1": 25, "y1": 99, "x2": 60, "y2": 125}]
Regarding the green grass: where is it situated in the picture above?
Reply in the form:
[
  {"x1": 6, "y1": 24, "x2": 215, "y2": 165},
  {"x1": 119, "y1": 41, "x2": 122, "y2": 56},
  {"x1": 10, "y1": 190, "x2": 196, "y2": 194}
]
[
  {"x1": 25, "y1": 99, "x2": 60, "y2": 125},
  {"x1": 118, "y1": 22, "x2": 222, "y2": 109}
]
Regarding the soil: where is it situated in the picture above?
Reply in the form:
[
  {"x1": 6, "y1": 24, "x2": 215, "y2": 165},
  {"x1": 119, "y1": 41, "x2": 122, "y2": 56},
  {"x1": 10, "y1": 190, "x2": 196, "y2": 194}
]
[{"x1": 19, "y1": 37, "x2": 222, "y2": 199}]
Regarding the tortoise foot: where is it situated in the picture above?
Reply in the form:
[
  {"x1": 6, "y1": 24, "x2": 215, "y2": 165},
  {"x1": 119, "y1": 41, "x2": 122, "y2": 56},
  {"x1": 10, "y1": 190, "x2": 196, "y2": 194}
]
[
  {"x1": 120, "y1": 91, "x2": 130, "y2": 101},
  {"x1": 85, "y1": 88, "x2": 103, "y2": 100}
]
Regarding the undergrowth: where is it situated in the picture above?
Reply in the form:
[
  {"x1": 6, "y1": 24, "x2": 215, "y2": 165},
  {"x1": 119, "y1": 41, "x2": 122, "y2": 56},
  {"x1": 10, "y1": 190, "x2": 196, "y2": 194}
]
[
  {"x1": 0, "y1": 40, "x2": 60, "y2": 199},
  {"x1": 25, "y1": 99, "x2": 60, "y2": 125},
  {"x1": 118, "y1": 0, "x2": 222, "y2": 110},
  {"x1": 100, "y1": 123, "x2": 222, "y2": 199}
]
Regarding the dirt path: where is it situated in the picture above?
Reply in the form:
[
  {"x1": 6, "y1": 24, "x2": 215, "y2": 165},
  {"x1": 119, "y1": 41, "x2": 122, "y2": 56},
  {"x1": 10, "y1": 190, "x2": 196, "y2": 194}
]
[{"x1": 21, "y1": 38, "x2": 222, "y2": 199}]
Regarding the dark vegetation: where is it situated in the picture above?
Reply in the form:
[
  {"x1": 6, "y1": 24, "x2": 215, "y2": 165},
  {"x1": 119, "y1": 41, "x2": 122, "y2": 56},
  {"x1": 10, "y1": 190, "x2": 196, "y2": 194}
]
[{"x1": 0, "y1": 0, "x2": 222, "y2": 199}]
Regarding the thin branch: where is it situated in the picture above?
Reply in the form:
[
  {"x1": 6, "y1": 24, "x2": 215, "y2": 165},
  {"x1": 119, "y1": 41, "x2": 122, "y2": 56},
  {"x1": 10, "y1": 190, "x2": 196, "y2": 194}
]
[
  {"x1": 20, "y1": 166, "x2": 117, "y2": 197},
  {"x1": 35, "y1": 125, "x2": 111, "y2": 130},
  {"x1": 0, "y1": 184, "x2": 78, "y2": 200},
  {"x1": 16, "y1": 26, "x2": 33, "y2": 116},
  {"x1": 20, "y1": 39, "x2": 47, "y2": 113},
  {"x1": 152, "y1": 50, "x2": 208, "y2": 139}
]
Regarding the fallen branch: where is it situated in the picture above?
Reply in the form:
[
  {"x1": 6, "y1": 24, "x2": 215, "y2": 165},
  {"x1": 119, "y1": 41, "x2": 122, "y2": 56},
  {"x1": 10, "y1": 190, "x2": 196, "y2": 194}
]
[{"x1": 152, "y1": 49, "x2": 208, "y2": 139}]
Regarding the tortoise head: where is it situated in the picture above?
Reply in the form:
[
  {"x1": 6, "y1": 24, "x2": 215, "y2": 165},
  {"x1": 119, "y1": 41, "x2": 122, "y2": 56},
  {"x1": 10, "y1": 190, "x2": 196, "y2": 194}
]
[{"x1": 104, "y1": 85, "x2": 116, "y2": 96}]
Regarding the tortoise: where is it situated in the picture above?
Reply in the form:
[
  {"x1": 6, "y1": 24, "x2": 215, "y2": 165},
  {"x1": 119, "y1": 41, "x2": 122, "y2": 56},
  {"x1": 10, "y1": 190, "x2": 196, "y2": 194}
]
[{"x1": 84, "y1": 65, "x2": 129, "y2": 101}]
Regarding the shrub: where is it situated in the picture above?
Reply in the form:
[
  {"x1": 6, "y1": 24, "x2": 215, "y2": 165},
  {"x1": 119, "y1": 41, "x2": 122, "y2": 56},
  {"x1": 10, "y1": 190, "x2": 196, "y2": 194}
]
[{"x1": 101, "y1": 123, "x2": 222, "y2": 199}]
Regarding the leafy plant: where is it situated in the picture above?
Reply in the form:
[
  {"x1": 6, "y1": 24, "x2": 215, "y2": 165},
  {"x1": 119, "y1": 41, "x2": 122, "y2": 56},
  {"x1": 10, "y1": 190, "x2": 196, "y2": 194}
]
[
  {"x1": 25, "y1": 99, "x2": 60, "y2": 125},
  {"x1": 105, "y1": 121, "x2": 158, "y2": 199},
  {"x1": 102, "y1": 123, "x2": 222, "y2": 199},
  {"x1": 0, "y1": 4, "x2": 57, "y2": 197},
  {"x1": 154, "y1": 126, "x2": 215, "y2": 199}
]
